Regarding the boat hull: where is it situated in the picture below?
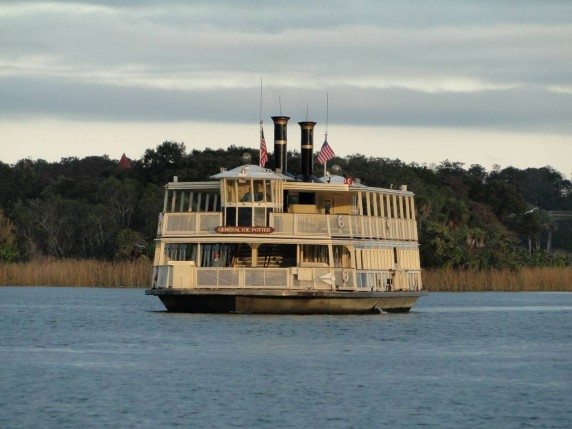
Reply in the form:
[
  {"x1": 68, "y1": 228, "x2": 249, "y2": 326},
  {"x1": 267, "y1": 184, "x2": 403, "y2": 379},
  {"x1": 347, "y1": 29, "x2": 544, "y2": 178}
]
[{"x1": 146, "y1": 289, "x2": 426, "y2": 314}]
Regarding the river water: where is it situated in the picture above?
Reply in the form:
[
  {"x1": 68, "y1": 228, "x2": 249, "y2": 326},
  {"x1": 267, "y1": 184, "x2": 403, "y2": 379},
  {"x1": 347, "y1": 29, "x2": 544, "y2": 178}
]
[{"x1": 0, "y1": 288, "x2": 570, "y2": 428}]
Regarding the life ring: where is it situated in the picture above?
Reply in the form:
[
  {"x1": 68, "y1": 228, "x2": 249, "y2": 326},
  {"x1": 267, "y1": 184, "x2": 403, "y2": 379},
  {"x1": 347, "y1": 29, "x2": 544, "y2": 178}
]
[{"x1": 336, "y1": 214, "x2": 345, "y2": 229}]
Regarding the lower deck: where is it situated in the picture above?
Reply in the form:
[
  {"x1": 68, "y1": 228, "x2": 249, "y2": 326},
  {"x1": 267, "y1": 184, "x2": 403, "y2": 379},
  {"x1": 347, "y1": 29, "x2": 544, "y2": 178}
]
[{"x1": 152, "y1": 265, "x2": 422, "y2": 292}]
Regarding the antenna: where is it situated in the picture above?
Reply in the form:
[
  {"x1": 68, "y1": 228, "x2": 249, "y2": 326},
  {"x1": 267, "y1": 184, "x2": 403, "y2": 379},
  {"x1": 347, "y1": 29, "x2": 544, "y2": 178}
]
[
  {"x1": 279, "y1": 96, "x2": 282, "y2": 115},
  {"x1": 306, "y1": 105, "x2": 309, "y2": 121},
  {"x1": 258, "y1": 77, "x2": 265, "y2": 167},
  {"x1": 259, "y1": 76, "x2": 263, "y2": 125},
  {"x1": 323, "y1": 93, "x2": 329, "y2": 178},
  {"x1": 326, "y1": 92, "x2": 329, "y2": 135}
]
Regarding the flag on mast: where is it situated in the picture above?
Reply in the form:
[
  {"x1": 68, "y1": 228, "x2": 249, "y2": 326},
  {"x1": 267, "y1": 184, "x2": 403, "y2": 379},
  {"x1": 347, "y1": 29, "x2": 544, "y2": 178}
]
[
  {"x1": 316, "y1": 138, "x2": 335, "y2": 165},
  {"x1": 259, "y1": 124, "x2": 268, "y2": 167}
]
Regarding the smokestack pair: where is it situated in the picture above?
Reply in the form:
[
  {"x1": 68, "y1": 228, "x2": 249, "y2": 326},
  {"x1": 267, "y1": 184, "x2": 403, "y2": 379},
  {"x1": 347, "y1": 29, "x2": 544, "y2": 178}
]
[{"x1": 271, "y1": 116, "x2": 317, "y2": 182}]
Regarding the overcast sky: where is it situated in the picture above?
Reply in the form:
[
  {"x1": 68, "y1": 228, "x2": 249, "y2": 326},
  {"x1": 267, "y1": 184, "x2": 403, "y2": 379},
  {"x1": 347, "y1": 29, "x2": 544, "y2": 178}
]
[{"x1": 0, "y1": 0, "x2": 571, "y2": 175}]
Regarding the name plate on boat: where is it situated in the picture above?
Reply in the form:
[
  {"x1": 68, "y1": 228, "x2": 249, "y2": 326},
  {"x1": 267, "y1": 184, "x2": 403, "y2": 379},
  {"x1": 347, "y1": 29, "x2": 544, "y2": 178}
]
[{"x1": 215, "y1": 226, "x2": 275, "y2": 234}]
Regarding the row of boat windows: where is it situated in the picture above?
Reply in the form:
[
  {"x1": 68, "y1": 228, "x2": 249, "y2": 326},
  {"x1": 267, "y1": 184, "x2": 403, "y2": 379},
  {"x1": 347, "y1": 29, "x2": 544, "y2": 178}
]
[
  {"x1": 224, "y1": 180, "x2": 274, "y2": 203},
  {"x1": 357, "y1": 193, "x2": 415, "y2": 219},
  {"x1": 166, "y1": 191, "x2": 221, "y2": 213},
  {"x1": 225, "y1": 207, "x2": 270, "y2": 227},
  {"x1": 163, "y1": 242, "x2": 420, "y2": 270},
  {"x1": 164, "y1": 243, "x2": 352, "y2": 268},
  {"x1": 165, "y1": 189, "x2": 415, "y2": 221}
]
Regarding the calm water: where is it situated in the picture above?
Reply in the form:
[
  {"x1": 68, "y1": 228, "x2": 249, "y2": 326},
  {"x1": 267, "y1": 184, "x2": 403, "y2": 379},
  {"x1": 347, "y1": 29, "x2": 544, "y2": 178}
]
[{"x1": 0, "y1": 289, "x2": 570, "y2": 428}]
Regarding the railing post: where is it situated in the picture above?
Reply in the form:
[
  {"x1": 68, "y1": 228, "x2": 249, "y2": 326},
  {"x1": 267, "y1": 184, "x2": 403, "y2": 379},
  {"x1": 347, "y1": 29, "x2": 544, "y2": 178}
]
[
  {"x1": 349, "y1": 215, "x2": 353, "y2": 238},
  {"x1": 293, "y1": 214, "x2": 298, "y2": 235},
  {"x1": 161, "y1": 213, "x2": 167, "y2": 236}
]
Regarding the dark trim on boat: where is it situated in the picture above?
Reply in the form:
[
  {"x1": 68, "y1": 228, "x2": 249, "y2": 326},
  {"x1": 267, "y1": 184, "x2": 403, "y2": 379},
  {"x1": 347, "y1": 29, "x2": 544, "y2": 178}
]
[{"x1": 146, "y1": 289, "x2": 426, "y2": 314}]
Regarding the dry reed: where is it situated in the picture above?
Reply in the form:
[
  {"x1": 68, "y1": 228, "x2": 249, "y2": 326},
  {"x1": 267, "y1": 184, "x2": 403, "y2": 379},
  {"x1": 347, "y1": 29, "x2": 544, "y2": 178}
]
[
  {"x1": 0, "y1": 258, "x2": 153, "y2": 288},
  {"x1": 423, "y1": 267, "x2": 572, "y2": 292},
  {"x1": 0, "y1": 259, "x2": 570, "y2": 291}
]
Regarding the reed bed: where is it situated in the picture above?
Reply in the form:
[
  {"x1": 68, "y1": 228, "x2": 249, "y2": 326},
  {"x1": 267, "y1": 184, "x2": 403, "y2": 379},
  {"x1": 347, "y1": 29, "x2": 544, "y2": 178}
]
[
  {"x1": 0, "y1": 259, "x2": 153, "y2": 288},
  {"x1": 423, "y1": 267, "x2": 572, "y2": 292},
  {"x1": 0, "y1": 259, "x2": 570, "y2": 291}
]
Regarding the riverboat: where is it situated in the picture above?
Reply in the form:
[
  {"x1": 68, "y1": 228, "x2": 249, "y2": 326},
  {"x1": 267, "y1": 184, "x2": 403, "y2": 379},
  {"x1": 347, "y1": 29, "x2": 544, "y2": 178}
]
[{"x1": 146, "y1": 116, "x2": 425, "y2": 313}]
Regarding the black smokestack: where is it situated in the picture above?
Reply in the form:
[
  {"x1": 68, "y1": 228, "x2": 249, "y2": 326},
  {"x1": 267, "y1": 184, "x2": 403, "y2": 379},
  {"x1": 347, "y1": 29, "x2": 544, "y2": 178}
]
[
  {"x1": 271, "y1": 116, "x2": 290, "y2": 174},
  {"x1": 299, "y1": 121, "x2": 317, "y2": 182}
]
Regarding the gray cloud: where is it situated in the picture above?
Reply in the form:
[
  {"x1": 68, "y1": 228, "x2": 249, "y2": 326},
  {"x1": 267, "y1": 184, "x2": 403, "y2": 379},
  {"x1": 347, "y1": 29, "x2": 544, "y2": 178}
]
[
  {"x1": 1, "y1": 76, "x2": 570, "y2": 133},
  {"x1": 0, "y1": 0, "x2": 571, "y2": 133}
]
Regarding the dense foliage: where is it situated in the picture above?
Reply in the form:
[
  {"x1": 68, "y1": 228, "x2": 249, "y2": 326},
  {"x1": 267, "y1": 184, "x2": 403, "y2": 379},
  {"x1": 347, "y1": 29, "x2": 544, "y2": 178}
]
[{"x1": 0, "y1": 142, "x2": 570, "y2": 268}]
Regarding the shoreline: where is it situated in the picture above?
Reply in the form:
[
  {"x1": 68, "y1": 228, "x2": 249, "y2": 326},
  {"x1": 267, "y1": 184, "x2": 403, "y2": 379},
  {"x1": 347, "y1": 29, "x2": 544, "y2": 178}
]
[{"x1": 0, "y1": 260, "x2": 570, "y2": 292}]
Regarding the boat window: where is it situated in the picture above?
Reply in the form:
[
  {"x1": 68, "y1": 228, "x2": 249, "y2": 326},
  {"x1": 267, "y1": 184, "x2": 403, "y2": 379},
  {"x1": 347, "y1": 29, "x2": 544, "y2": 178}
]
[
  {"x1": 179, "y1": 191, "x2": 220, "y2": 212},
  {"x1": 301, "y1": 245, "x2": 328, "y2": 264},
  {"x1": 201, "y1": 243, "x2": 237, "y2": 267},
  {"x1": 362, "y1": 194, "x2": 369, "y2": 216},
  {"x1": 253, "y1": 208, "x2": 265, "y2": 226},
  {"x1": 238, "y1": 207, "x2": 252, "y2": 226},
  {"x1": 237, "y1": 180, "x2": 252, "y2": 202},
  {"x1": 225, "y1": 207, "x2": 236, "y2": 226},
  {"x1": 164, "y1": 243, "x2": 197, "y2": 262},
  {"x1": 298, "y1": 192, "x2": 315, "y2": 205},
  {"x1": 351, "y1": 194, "x2": 359, "y2": 215},
  {"x1": 258, "y1": 244, "x2": 296, "y2": 267},
  {"x1": 266, "y1": 181, "x2": 272, "y2": 203},
  {"x1": 286, "y1": 193, "x2": 299, "y2": 210},
  {"x1": 226, "y1": 180, "x2": 238, "y2": 203},
  {"x1": 371, "y1": 194, "x2": 378, "y2": 217},
  {"x1": 333, "y1": 245, "x2": 351, "y2": 268},
  {"x1": 253, "y1": 180, "x2": 266, "y2": 202}
]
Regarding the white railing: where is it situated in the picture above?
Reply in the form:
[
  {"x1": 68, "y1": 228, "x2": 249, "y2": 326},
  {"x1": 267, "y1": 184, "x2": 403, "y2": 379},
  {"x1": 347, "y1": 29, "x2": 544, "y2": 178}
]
[
  {"x1": 152, "y1": 265, "x2": 422, "y2": 292},
  {"x1": 161, "y1": 212, "x2": 223, "y2": 236},
  {"x1": 196, "y1": 268, "x2": 289, "y2": 289},
  {"x1": 152, "y1": 265, "x2": 172, "y2": 288},
  {"x1": 355, "y1": 269, "x2": 422, "y2": 292},
  {"x1": 158, "y1": 211, "x2": 417, "y2": 241},
  {"x1": 270, "y1": 213, "x2": 418, "y2": 240}
]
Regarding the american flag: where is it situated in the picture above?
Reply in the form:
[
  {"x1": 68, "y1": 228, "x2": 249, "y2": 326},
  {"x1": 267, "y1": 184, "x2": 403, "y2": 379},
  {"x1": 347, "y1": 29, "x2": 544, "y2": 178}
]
[
  {"x1": 259, "y1": 126, "x2": 268, "y2": 167},
  {"x1": 316, "y1": 139, "x2": 335, "y2": 165}
]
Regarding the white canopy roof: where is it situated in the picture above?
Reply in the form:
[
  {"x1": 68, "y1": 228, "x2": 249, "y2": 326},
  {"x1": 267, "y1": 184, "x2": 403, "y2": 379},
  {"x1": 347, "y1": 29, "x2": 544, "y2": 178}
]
[{"x1": 210, "y1": 164, "x2": 293, "y2": 181}]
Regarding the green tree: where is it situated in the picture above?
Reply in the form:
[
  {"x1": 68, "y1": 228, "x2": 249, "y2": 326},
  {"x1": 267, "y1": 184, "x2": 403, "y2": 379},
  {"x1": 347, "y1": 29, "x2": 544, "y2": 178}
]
[{"x1": 0, "y1": 210, "x2": 18, "y2": 262}]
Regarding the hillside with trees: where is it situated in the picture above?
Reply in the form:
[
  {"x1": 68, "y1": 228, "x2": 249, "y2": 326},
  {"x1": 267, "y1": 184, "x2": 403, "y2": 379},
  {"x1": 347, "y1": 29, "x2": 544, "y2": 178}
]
[{"x1": 0, "y1": 142, "x2": 570, "y2": 269}]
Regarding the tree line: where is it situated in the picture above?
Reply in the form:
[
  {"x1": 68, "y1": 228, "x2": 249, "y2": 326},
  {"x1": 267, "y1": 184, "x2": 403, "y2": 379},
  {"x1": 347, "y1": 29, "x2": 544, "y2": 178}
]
[{"x1": 0, "y1": 141, "x2": 570, "y2": 268}]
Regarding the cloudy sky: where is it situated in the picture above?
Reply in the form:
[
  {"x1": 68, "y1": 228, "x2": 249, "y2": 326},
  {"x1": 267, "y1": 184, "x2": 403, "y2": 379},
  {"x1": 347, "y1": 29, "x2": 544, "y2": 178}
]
[{"x1": 0, "y1": 0, "x2": 571, "y2": 175}]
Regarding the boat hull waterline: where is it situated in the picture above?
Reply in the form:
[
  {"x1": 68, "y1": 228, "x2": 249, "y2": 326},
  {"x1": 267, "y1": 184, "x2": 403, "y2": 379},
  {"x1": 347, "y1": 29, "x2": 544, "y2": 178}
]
[{"x1": 146, "y1": 289, "x2": 426, "y2": 314}]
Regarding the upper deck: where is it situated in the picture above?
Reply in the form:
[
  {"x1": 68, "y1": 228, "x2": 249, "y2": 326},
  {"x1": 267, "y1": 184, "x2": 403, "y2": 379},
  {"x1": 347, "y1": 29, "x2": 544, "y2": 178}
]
[{"x1": 157, "y1": 167, "x2": 418, "y2": 242}]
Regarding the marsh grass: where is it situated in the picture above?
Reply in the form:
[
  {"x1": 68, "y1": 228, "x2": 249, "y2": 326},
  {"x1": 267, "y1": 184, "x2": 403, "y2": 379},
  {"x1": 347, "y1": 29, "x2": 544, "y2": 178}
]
[
  {"x1": 0, "y1": 259, "x2": 570, "y2": 291},
  {"x1": 423, "y1": 267, "x2": 572, "y2": 292},
  {"x1": 0, "y1": 258, "x2": 153, "y2": 287}
]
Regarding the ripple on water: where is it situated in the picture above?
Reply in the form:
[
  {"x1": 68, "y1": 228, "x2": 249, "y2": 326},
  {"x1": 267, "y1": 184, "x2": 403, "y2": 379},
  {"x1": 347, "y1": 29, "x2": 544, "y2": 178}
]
[{"x1": 0, "y1": 288, "x2": 570, "y2": 428}]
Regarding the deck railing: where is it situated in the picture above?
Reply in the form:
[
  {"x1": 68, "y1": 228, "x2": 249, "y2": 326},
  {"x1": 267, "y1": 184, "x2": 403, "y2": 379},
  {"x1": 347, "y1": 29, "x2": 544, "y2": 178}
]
[
  {"x1": 270, "y1": 213, "x2": 418, "y2": 241},
  {"x1": 158, "y1": 212, "x2": 418, "y2": 241},
  {"x1": 160, "y1": 212, "x2": 223, "y2": 236},
  {"x1": 152, "y1": 265, "x2": 422, "y2": 292}
]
